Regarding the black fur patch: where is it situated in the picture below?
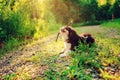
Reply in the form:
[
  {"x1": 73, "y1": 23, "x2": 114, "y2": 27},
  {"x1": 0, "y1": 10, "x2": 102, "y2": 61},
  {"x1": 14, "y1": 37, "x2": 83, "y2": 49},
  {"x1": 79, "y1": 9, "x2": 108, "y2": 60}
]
[{"x1": 64, "y1": 27, "x2": 95, "y2": 50}]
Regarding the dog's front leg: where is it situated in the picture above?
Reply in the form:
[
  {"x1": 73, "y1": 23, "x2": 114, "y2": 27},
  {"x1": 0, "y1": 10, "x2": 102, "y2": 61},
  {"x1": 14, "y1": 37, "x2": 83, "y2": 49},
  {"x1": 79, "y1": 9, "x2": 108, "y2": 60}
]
[
  {"x1": 60, "y1": 50, "x2": 71, "y2": 57},
  {"x1": 59, "y1": 43, "x2": 71, "y2": 57},
  {"x1": 59, "y1": 48, "x2": 66, "y2": 54}
]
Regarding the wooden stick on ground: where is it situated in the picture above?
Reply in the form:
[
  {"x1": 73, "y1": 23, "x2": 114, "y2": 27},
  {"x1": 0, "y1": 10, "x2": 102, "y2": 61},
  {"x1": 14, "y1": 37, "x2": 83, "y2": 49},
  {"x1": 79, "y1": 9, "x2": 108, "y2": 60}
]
[
  {"x1": 66, "y1": 20, "x2": 73, "y2": 27},
  {"x1": 56, "y1": 32, "x2": 60, "y2": 42}
]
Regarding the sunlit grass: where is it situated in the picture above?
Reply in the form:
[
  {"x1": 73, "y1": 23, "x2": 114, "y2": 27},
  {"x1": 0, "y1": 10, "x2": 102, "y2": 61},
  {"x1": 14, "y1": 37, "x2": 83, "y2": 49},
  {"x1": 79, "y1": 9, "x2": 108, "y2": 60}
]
[
  {"x1": 2, "y1": 36, "x2": 64, "y2": 79},
  {"x1": 100, "y1": 68, "x2": 120, "y2": 80},
  {"x1": 0, "y1": 0, "x2": 61, "y2": 55},
  {"x1": 1, "y1": 24, "x2": 120, "y2": 80},
  {"x1": 102, "y1": 19, "x2": 120, "y2": 29},
  {"x1": 75, "y1": 25, "x2": 120, "y2": 79}
]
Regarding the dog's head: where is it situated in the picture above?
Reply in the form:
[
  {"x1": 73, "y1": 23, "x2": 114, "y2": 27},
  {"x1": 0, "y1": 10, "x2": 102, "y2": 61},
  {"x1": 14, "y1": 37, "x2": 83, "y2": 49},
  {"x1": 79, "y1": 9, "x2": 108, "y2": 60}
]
[
  {"x1": 60, "y1": 26, "x2": 78, "y2": 41},
  {"x1": 56, "y1": 20, "x2": 75, "y2": 42}
]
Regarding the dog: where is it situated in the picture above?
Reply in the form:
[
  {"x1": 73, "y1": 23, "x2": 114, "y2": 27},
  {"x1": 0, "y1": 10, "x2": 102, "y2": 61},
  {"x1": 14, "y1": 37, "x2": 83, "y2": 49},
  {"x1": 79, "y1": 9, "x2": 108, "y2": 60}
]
[{"x1": 57, "y1": 26, "x2": 95, "y2": 57}]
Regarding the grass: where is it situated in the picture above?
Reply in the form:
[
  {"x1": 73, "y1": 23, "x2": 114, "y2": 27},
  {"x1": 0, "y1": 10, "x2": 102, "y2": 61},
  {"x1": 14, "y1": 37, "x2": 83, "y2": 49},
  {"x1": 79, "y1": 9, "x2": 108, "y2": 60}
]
[
  {"x1": 44, "y1": 23, "x2": 120, "y2": 79},
  {"x1": 0, "y1": 23, "x2": 61, "y2": 57},
  {"x1": 72, "y1": 21, "x2": 103, "y2": 27},
  {"x1": 1, "y1": 19, "x2": 120, "y2": 80},
  {"x1": 97, "y1": 19, "x2": 120, "y2": 79},
  {"x1": 0, "y1": 2, "x2": 62, "y2": 56},
  {"x1": 101, "y1": 19, "x2": 120, "y2": 29},
  {"x1": 4, "y1": 73, "x2": 17, "y2": 80},
  {"x1": 45, "y1": 43, "x2": 101, "y2": 80}
]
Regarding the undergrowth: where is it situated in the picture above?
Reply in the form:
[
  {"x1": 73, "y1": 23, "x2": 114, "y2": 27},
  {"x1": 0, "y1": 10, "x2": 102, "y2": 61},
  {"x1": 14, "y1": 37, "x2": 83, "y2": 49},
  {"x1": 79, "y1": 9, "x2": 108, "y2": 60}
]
[
  {"x1": 45, "y1": 43, "x2": 101, "y2": 80},
  {"x1": 101, "y1": 19, "x2": 120, "y2": 29},
  {"x1": 72, "y1": 21, "x2": 103, "y2": 27},
  {"x1": 0, "y1": 0, "x2": 61, "y2": 55}
]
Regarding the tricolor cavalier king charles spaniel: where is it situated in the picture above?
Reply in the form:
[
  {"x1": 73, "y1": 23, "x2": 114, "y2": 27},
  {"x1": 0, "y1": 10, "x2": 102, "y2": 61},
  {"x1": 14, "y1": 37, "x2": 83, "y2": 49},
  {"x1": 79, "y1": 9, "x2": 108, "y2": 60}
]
[{"x1": 57, "y1": 26, "x2": 95, "y2": 57}]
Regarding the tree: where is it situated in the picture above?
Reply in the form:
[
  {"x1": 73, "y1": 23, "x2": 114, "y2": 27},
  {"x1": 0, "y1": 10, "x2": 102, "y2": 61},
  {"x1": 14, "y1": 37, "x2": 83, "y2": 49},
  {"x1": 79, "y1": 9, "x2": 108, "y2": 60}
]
[
  {"x1": 97, "y1": 0, "x2": 120, "y2": 21},
  {"x1": 109, "y1": 0, "x2": 120, "y2": 20},
  {"x1": 70, "y1": 0, "x2": 98, "y2": 22},
  {"x1": 51, "y1": 0, "x2": 79, "y2": 24}
]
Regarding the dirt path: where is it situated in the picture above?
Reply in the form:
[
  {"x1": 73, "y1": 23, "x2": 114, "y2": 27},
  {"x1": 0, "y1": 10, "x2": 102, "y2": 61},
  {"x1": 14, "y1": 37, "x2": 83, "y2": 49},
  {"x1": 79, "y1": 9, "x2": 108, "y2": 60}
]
[
  {"x1": 0, "y1": 25, "x2": 120, "y2": 79},
  {"x1": 0, "y1": 35, "x2": 61, "y2": 79}
]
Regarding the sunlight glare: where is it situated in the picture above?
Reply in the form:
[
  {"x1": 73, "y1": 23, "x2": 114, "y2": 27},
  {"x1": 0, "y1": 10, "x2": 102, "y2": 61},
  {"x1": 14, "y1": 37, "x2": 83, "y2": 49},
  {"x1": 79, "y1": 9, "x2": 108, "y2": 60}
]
[
  {"x1": 38, "y1": 0, "x2": 43, "y2": 3},
  {"x1": 97, "y1": 0, "x2": 116, "y2": 6},
  {"x1": 109, "y1": 0, "x2": 115, "y2": 5},
  {"x1": 97, "y1": 0, "x2": 107, "y2": 6}
]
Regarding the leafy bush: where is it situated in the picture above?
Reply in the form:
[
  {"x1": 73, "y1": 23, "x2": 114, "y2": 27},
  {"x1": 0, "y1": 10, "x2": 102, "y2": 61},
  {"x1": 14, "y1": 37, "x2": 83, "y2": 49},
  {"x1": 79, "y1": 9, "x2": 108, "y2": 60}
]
[
  {"x1": 0, "y1": 12, "x2": 36, "y2": 41},
  {"x1": 0, "y1": 0, "x2": 61, "y2": 54}
]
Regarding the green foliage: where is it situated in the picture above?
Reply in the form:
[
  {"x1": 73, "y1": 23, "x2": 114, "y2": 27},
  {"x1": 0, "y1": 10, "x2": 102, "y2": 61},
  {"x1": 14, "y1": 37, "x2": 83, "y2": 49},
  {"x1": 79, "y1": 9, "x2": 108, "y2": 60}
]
[
  {"x1": 79, "y1": 0, "x2": 98, "y2": 22},
  {"x1": 1, "y1": 12, "x2": 36, "y2": 40},
  {"x1": 5, "y1": 38, "x2": 19, "y2": 50},
  {"x1": 62, "y1": 43, "x2": 101, "y2": 79},
  {"x1": 96, "y1": 3, "x2": 111, "y2": 20},
  {"x1": 60, "y1": 65, "x2": 92, "y2": 80},
  {"x1": 71, "y1": 43, "x2": 101, "y2": 68},
  {"x1": 101, "y1": 19, "x2": 120, "y2": 29},
  {"x1": 0, "y1": 0, "x2": 120, "y2": 54},
  {"x1": 69, "y1": 0, "x2": 120, "y2": 22},
  {"x1": 0, "y1": 0, "x2": 61, "y2": 54},
  {"x1": 45, "y1": 68, "x2": 60, "y2": 80},
  {"x1": 45, "y1": 43, "x2": 101, "y2": 80},
  {"x1": 51, "y1": 0, "x2": 79, "y2": 24},
  {"x1": 80, "y1": 21, "x2": 102, "y2": 26},
  {"x1": 97, "y1": 37, "x2": 120, "y2": 66},
  {"x1": 4, "y1": 73, "x2": 17, "y2": 80},
  {"x1": 72, "y1": 21, "x2": 103, "y2": 27}
]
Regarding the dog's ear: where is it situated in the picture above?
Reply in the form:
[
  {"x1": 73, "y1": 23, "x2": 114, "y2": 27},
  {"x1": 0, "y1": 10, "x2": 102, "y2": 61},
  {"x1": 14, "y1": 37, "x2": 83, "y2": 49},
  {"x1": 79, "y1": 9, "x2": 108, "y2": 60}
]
[{"x1": 69, "y1": 28, "x2": 76, "y2": 39}]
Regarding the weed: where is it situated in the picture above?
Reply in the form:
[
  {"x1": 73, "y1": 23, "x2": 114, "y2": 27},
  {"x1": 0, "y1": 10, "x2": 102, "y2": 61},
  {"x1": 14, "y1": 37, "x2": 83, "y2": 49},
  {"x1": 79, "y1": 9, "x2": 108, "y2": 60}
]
[
  {"x1": 68, "y1": 43, "x2": 101, "y2": 79},
  {"x1": 45, "y1": 42, "x2": 101, "y2": 80},
  {"x1": 45, "y1": 68, "x2": 59, "y2": 80},
  {"x1": 4, "y1": 73, "x2": 17, "y2": 80}
]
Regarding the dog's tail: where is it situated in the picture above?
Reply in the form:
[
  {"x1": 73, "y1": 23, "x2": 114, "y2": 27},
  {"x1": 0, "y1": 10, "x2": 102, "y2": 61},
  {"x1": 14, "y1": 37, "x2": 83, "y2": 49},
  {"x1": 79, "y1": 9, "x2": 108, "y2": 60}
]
[
  {"x1": 80, "y1": 33, "x2": 95, "y2": 43},
  {"x1": 80, "y1": 33, "x2": 91, "y2": 38}
]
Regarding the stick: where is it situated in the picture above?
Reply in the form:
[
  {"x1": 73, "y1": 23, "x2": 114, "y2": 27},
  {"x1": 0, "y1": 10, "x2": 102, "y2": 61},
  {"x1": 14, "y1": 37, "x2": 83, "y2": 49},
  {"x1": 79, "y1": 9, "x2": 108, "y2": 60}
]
[
  {"x1": 66, "y1": 20, "x2": 73, "y2": 27},
  {"x1": 56, "y1": 20, "x2": 73, "y2": 42},
  {"x1": 56, "y1": 32, "x2": 60, "y2": 42}
]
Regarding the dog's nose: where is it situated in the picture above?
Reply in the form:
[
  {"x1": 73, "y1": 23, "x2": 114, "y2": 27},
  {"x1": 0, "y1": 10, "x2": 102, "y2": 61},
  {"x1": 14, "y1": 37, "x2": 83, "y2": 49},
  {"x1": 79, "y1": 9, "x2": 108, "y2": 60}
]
[{"x1": 61, "y1": 28, "x2": 65, "y2": 32}]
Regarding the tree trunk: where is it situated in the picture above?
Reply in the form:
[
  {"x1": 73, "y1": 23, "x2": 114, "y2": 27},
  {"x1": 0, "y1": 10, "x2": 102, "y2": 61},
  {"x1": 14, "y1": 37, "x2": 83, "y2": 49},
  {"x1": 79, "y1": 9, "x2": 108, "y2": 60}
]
[{"x1": 112, "y1": 13, "x2": 115, "y2": 21}]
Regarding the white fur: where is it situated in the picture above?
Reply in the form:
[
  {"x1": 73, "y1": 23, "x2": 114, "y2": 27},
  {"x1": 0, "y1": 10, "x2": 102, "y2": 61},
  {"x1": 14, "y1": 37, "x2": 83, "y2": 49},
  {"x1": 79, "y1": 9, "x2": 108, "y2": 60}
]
[
  {"x1": 60, "y1": 42, "x2": 71, "y2": 57},
  {"x1": 82, "y1": 35, "x2": 88, "y2": 39},
  {"x1": 59, "y1": 27, "x2": 72, "y2": 57},
  {"x1": 60, "y1": 27, "x2": 69, "y2": 40},
  {"x1": 60, "y1": 50, "x2": 71, "y2": 57},
  {"x1": 64, "y1": 42, "x2": 71, "y2": 50}
]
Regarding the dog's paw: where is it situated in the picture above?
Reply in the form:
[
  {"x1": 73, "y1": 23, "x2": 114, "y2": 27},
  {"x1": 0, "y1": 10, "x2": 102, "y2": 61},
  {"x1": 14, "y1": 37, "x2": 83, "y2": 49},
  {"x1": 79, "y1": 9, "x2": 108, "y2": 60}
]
[
  {"x1": 59, "y1": 51, "x2": 64, "y2": 54},
  {"x1": 59, "y1": 53, "x2": 66, "y2": 57}
]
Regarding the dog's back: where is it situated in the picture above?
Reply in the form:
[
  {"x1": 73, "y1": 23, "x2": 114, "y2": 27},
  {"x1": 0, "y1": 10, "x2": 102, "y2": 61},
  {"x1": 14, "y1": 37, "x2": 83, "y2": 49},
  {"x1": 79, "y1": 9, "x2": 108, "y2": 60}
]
[{"x1": 80, "y1": 33, "x2": 95, "y2": 46}]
